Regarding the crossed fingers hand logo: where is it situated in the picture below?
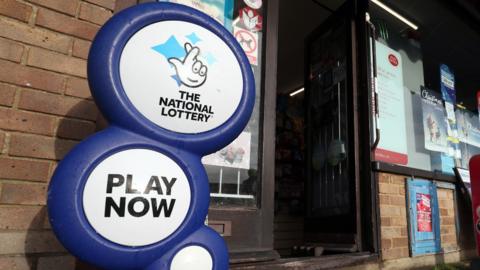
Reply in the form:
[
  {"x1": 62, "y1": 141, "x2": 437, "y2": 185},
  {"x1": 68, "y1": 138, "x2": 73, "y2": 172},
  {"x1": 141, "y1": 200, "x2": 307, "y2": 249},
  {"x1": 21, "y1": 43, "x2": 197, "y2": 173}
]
[{"x1": 168, "y1": 42, "x2": 208, "y2": 88}]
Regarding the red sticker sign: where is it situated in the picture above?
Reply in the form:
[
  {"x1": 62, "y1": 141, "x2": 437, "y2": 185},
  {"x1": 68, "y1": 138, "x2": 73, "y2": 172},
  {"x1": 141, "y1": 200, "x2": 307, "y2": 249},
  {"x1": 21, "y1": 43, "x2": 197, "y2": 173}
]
[
  {"x1": 388, "y1": 54, "x2": 398, "y2": 67},
  {"x1": 416, "y1": 193, "x2": 432, "y2": 232},
  {"x1": 234, "y1": 26, "x2": 258, "y2": 65}
]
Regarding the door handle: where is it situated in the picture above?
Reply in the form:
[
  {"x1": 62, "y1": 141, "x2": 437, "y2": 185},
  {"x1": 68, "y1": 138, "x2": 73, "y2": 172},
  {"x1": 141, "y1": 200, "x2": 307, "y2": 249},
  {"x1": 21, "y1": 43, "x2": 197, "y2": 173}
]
[{"x1": 366, "y1": 13, "x2": 380, "y2": 151}]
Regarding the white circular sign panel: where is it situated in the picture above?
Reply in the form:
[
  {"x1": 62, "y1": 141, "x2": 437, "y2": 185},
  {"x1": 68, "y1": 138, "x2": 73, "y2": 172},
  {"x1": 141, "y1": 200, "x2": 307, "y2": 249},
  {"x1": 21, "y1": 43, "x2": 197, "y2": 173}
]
[
  {"x1": 83, "y1": 149, "x2": 191, "y2": 246},
  {"x1": 171, "y1": 246, "x2": 213, "y2": 270},
  {"x1": 120, "y1": 21, "x2": 243, "y2": 134}
]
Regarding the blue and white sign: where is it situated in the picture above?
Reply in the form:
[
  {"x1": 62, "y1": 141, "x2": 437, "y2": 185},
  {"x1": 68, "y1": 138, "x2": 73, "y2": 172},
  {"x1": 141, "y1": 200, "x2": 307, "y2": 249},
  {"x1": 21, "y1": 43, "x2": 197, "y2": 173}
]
[
  {"x1": 47, "y1": 2, "x2": 255, "y2": 270},
  {"x1": 120, "y1": 21, "x2": 243, "y2": 133}
]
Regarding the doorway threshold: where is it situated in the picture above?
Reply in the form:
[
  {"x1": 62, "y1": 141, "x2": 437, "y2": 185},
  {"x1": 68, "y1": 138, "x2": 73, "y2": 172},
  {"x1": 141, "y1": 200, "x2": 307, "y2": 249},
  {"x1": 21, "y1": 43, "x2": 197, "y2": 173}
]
[{"x1": 231, "y1": 252, "x2": 378, "y2": 270}]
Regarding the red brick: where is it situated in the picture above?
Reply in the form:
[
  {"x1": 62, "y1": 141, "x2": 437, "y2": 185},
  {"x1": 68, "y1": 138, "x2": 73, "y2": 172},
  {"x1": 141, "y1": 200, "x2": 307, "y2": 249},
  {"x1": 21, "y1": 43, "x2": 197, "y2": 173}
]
[
  {"x1": 72, "y1": 38, "x2": 91, "y2": 60},
  {"x1": 37, "y1": 255, "x2": 76, "y2": 270},
  {"x1": 0, "y1": 17, "x2": 71, "y2": 54},
  {"x1": 9, "y1": 133, "x2": 77, "y2": 160},
  {"x1": 382, "y1": 247, "x2": 409, "y2": 260},
  {"x1": 0, "y1": 205, "x2": 46, "y2": 229},
  {"x1": 380, "y1": 205, "x2": 401, "y2": 217},
  {"x1": 0, "y1": 83, "x2": 16, "y2": 106},
  {"x1": 389, "y1": 196, "x2": 405, "y2": 206},
  {"x1": 43, "y1": 211, "x2": 51, "y2": 229},
  {"x1": 437, "y1": 189, "x2": 448, "y2": 198},
  {"x1": 379, "y1": 194, "x2": 389, "y2": 204},
  {"x1": 36, "y1": 8, "x2": 100, "y2": 40},
  {"x1": 57, "y1": 118, "x2": 95, "y2": 140},
  {"x1": 392, "y1": 237, "x2": 408, "y2": 247},
  {"x1": 0, "y1": 0, "x2": 33, "y2": 22},
  {"x1": 378, "y1": 173, "x2": 390, "y2": 184},
  {"x1": 0, "y1": 132, "x2": 4, "y2": 150},
  {"x1": 0, "y1": 182, "x2": 47, "y2": 205},
  {"x1": 114, "y1": 0, "x2": 136, "y2": 13},
  {"x1": 0, "y1": 59, "x2": 65, "y2": 93},
  {"x1": 0, "y1": 37, "x2": 24, "y2": 62},
  {"x1": 0, "y1": 256, "x2": 34, "y2": 270},
  {"x1": 28, "y1": 0, "x2": 79, "y2": 16},
  {"x1": 390, "y1": 217, "x2": 407, "y2": 226},
  {"x1": 391, "y1": 176, "x2": 405, "y2": 186},
  {"x1": 18, "y1": 90, "x2": 98, "y2": 120},
  {"x1": 79, "y1": 2, "x2": 112, "y2": 25},
  {"x1": 0, "y1": 107, "x2": 56, "y2": 135},
  {"x1": 28, "y1": 47, "x2": 87, "y2": 78},
  {"x1": 47, "y1": 161, "x2": 57, "y2": 180},
  {"x1": 381, "y1": 227, "x2": 402, "y2": 238},
  {"x1": 0, "y1": 231, "x2": 65, "y2": 254},
  {"x1": 0, "y1": 157, "x2": 51, "y2": 182},
  {"x1": 381, "y1": 238, "x2": 391, "y2": 249},
  {"x1": 380, "y1": 217, "x2": 391, "y2": 226},
  {"x1": 442, "y1": 217, "x2": 455, "y2": 225},
  {"x1": 65, "y1": 76, "x2": 91, "y2": 99},
  {"x1": 84, "y1": 0, "x2": 115, "y2": 10},
  {"x1": 441, "y1": 234, "x2": 457, "y2": 243},
  {"x1": 379, "y1": 183, "x2": 398, "y2": 194}
]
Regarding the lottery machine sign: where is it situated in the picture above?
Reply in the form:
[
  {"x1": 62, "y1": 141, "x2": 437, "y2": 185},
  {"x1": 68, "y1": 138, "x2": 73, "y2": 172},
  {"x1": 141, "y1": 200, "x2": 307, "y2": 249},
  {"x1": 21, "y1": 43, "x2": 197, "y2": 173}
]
[
  {"x1": 120, "y1": 21, "x2": 243, "y2": 134},
  {"x1": 47, "y1": 3, "x2": 255, "y2": 270}
]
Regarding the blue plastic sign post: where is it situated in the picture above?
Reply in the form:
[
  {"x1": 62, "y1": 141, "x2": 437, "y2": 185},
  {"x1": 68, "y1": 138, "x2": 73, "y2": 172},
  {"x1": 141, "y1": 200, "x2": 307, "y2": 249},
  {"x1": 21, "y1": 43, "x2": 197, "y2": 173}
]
[{"x1": 47, "y1": 2, "x2": 254, "y2": 270}]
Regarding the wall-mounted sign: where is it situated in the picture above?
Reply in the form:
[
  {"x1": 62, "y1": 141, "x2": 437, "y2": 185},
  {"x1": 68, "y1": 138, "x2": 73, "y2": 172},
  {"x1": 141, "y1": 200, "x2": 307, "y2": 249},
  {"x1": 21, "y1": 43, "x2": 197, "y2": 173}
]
[
  {"x1": 373, "y1": 41, "x2": 408, "y2": 165},
  {"x1": 47, "y1": 3, "x2": 254, "y2": 270},
  {"x1": 421, "y1": 87, "x2": 449, "y2": 154},
  {"x1": 440, "y1": 64, "x2": 461, "y2": 158}
]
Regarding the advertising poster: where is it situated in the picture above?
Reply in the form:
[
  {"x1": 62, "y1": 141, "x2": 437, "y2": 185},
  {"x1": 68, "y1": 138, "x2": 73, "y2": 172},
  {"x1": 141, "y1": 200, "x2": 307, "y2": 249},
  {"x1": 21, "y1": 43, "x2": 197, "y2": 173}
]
[
  {"x1": 421, "y1": 87, "x2": 449, "y2": 153},
  {"x1": 416, "y1": 193, "x2": 433, "y2": 232},
  {"x1": 160, "y1": 0, "x2": 234, "y2": 30},
  {"x1": 202, "y1": 132, "x2": 251, "y2": 169},
  {"x1": 373, "y1": 41, "x2": 408, "y2": 165},
  {"x1": 455, "y1": 167, "x2": 471, "y2": 196},
  {"x1": 456, "y1": 108, "x2": 480, "y2": 148},
  {"x1": 477, "y1": 91, "x2": 480, "y2": 125},
  {"x1": 440, "y1": 64, "x2": 461, "y2": 158}
]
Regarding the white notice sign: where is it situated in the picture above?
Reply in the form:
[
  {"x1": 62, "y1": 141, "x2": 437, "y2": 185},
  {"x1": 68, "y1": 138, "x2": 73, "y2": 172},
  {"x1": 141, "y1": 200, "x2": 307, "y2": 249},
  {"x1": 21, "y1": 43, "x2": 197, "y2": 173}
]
[{"x1": 83, "y1": 149, "x2": 191, "y2": 246}]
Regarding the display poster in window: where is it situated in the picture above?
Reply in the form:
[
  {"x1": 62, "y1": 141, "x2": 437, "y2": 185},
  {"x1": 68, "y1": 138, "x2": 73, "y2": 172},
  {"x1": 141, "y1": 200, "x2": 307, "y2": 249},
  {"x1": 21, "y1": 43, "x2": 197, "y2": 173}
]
[
  {"x1": 440, "y1": 64, "x2": 461, "y2": 158},
  {"x1": 421, "y1": 87, "x2": 449, "y2": 153},
  {"x1": 416, "y1": 193, "x2": 433, "y2": 232},
  {"x1": 455, "y1": 167, "x2": 471, "y2": 196},
  {"x1": 477, "y1": 91, "x2": 480, "y2": 125},
  {"x1": 456, "y1": 108, "x2": 480, "y2": 148},
  {"x1": 202, "y1": 132, "x2": 251, "y2": 169},
  {"x1": 373, "y1": 41, "x2": 408, "y2": 165},
  {"x1": 159, "y1": 0, "x2": 234, "y2": 31}
]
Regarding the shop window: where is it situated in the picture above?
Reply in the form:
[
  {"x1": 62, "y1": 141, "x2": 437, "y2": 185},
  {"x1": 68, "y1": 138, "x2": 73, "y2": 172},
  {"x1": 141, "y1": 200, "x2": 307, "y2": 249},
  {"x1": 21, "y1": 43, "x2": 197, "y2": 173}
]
[
  {"x1": 369, "y1": 0, "x2": 480, "y2": 175},
  {"x1": 407, "y1": 178, "x2": 441, "y2": 255},
  {"x1": 159, "y1": 0, "x2": 265, "y2": 207}
]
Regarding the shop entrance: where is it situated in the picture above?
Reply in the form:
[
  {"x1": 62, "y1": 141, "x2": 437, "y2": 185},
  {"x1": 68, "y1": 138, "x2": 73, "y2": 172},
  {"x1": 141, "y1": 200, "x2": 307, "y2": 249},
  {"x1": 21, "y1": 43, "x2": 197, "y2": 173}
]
[{"x1": 274, "y1": 0, "x2": 363, "y2": 257}]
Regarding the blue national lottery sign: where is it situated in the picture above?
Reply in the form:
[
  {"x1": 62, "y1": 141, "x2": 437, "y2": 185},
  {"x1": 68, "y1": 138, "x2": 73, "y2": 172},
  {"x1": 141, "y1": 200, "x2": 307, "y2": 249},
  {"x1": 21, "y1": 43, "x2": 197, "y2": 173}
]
[{"x1": 47, "y1": 2, "x2": 254, "y2": 270}]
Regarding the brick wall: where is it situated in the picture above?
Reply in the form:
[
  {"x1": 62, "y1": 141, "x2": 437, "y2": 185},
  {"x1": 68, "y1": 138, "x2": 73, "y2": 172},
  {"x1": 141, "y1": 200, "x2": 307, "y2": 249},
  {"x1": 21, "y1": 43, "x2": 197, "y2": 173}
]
[
  {"x1": 0, "y1": 0, "x2": 117, "y2": 269},
  {"x1": 379, "y1": 173, "x2": 409, "y2": 260},
  {"x1": 378, "y1": 173, "x2": 459, "y2": 261},
  {"x1": 437, "y1": 188, "x2": 458, "y2": 252}
]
